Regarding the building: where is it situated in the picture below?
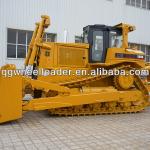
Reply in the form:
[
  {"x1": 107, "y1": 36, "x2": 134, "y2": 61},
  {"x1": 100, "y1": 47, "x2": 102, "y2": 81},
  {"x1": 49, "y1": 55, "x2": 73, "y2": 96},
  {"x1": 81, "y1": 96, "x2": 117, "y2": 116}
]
[{"x1": 0, "y1": 0, "x2": 150, "y2": 68}]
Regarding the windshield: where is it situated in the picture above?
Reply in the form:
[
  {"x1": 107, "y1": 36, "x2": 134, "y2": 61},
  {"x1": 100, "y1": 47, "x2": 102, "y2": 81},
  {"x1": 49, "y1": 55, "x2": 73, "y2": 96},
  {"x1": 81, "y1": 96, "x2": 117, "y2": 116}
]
[{"x1": 109, "y1": 31, "x2": 122, "y2": 48}]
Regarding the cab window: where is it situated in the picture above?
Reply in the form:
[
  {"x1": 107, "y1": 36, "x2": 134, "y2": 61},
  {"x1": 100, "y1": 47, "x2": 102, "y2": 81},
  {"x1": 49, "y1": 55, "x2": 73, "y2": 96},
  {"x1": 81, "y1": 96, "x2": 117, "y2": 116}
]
[
  {"x1": 92, "y1": 31, "x2": 103, "y2": 61},
  {"x1": 109, "y1": 31, "x2": 122, "y2": 48}
]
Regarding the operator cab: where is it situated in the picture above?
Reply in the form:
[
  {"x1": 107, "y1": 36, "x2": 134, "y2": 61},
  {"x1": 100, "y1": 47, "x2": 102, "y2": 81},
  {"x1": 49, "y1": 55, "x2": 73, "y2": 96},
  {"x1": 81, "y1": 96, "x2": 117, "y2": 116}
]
[{"x1": 83, "y1": 25, "x2": 122, "y2": 63}]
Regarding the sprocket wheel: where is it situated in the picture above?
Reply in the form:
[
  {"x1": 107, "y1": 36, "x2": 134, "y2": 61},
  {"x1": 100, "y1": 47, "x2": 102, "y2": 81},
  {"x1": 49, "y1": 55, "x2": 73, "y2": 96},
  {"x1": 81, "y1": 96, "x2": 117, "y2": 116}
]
[{"x1": 114, "y1": 70, "x2": 134, "y2": 90}]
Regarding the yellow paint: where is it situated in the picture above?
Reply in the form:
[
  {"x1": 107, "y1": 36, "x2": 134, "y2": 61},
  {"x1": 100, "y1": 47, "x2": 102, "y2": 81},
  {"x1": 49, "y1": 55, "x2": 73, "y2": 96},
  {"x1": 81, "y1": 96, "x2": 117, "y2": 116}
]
[{"x1": 0, "y1": 76, "x2": 22, "y2": 123}]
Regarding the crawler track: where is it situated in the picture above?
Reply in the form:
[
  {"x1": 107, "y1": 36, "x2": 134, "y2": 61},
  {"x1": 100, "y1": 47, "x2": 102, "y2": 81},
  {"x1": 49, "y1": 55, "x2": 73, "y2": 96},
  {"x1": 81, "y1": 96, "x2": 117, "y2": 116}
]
[
  {"x1": 48, "y1": 64, "x2": 150, "y2": 116},
  {"x1": 49, "y1": 100, "x2": 148, "y2": 116}
]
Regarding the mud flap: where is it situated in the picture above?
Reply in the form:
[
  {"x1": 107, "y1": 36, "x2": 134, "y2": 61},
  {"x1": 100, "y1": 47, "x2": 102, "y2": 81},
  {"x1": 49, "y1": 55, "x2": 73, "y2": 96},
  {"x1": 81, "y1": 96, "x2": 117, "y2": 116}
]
[{"x1": 0, "y1": 76, "x2": 23, "y2": 123}]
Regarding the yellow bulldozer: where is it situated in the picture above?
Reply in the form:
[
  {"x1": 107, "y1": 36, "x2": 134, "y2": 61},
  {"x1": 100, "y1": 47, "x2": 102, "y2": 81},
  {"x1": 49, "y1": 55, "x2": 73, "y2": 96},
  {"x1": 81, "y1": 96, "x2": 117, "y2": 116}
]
[{"x1": 0, "y1": 15, "x2": 150, "y2": 123}]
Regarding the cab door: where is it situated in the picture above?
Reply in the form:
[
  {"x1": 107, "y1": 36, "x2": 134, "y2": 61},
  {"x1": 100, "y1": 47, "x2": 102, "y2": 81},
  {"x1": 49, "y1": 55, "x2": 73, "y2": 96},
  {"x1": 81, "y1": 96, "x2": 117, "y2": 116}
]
[
  {"x1": 89, "y1": 29, "x2": 108, "y2": 63},
  {"x1": 91, "y1": 30, "x2": 104, "y2": 62}
]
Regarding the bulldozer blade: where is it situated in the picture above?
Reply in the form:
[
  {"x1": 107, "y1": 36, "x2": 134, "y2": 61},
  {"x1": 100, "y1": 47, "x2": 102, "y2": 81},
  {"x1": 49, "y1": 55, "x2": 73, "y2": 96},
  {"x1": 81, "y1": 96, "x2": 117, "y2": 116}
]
[{"x1": 0, "y1": 76, "x2": 23, "y2": 123}]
